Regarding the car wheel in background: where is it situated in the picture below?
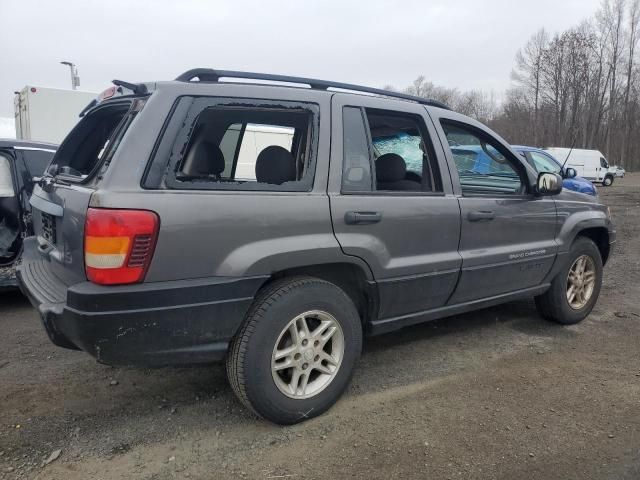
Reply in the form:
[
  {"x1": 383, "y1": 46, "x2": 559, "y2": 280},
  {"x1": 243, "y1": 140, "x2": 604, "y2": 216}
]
[{"x1": 603, "y1": 175, "x2": 614, "y2": 186}]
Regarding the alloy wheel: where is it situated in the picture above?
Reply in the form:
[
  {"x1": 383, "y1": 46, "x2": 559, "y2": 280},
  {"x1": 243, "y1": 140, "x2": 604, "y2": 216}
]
[
  {"x1": 566, "y1": 254, "x2": 596, "y2": 310},
  {"x1": 271, "y1": 310, "x2": 345, "y2": 399}
]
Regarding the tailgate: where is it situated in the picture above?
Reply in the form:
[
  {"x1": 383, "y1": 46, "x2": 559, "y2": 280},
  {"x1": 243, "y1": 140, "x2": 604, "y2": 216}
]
[
  {"x1": 30, "y1": 184, "x2": 94, "y2": 286},
  {"x1": 27, "y1": 98, "x2": 138, "y2": 287}
]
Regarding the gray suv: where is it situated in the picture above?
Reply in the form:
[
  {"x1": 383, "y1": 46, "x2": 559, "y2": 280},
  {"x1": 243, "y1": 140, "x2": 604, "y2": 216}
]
[{"x1": 17, "y1": 69, "x2": 616, "y2": 424}]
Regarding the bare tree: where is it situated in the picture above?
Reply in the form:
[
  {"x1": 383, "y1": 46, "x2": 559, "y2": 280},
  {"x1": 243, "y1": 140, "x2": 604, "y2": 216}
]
[
  {"x1": 512, "y1": 28, "x2": 549, "y2": 143},
  {"x1": 622, "y1": 0, "x2": 640, "y2": 166},
  {"x1": 384, "y1": 0, "x2": 640, "y2": 172}
]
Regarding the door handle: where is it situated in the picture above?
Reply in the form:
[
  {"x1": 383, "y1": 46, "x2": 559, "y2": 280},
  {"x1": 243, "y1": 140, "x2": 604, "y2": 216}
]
[
  {"x1": 345, "y1": 211, "x2": 382, "y2": 225},
  {"x1": 467, "y1": 210, "x2": 495, "y2": 222}
]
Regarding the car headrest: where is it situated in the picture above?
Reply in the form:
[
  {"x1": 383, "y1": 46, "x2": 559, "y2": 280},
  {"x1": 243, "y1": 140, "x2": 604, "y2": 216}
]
[
  {"x1": 182, "y1": 140, "x2": 225, "y2": 177},
  {"x1": 255, "y1": 146, "x2": 296, "y2": 185},
  {"x1": 376, "y1": 153, "x2": 407, "y2": 182}
]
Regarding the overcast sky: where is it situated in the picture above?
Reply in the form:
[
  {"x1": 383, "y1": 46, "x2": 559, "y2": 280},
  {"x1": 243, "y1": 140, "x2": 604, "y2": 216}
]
[{"x1": 1, "y1": 0, "x2": 601, "y2": 133}]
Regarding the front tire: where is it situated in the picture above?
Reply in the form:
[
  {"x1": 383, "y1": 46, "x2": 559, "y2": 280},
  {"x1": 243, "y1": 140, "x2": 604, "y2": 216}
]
[
  {"x1": 535, "y1": 237, "x2": 603, "y2": 325},
  {"x1": 603, "y1": 175, "x2": 614, "y2": 186},
  {"x1": 226, "y1": 276, "x2": 362, "y2": 424}
]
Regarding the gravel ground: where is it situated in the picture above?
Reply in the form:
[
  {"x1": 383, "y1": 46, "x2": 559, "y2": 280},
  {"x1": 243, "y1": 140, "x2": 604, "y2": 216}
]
[{"x1": 1, "y1": 174, "x2": 639, "y2": 480}]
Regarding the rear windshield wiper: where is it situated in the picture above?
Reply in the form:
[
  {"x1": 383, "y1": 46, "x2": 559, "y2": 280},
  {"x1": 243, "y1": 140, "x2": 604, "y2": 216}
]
[{"x1": 36, "y1": 164, "x2": 71, "y2": 192}]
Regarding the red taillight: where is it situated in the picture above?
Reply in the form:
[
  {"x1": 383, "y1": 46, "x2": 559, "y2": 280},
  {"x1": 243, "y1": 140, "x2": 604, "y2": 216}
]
[{"x1": 84, "y1": 208, "x2": 159, "y2": 285}]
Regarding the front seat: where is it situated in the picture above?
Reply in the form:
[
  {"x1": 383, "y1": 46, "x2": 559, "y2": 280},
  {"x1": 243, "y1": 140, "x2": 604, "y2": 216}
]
[
  {"x1": 375, "y1": 153, "x2": 421, "y2": 191},
  {"x1": 182, "y1": 139, "x2": 226, "y2": 178},
  {"x1": 255, "y1": 146, "x2": 296, "y2": 185}
]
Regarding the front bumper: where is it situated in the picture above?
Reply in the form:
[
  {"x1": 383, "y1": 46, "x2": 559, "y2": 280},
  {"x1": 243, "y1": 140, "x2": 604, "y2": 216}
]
[{"x1": 17, "y1": 240, "x2": 266, "y2": 366}]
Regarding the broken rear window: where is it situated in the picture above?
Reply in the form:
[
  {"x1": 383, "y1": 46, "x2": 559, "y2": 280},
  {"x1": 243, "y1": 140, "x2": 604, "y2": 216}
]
[{"x1": 50, "y1": 101, "x2": 134, "y2": 181}]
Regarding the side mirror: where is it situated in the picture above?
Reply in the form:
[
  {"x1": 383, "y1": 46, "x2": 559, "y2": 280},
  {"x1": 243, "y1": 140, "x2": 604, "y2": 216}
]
[
  {"x1": 564, "y1": 167, "x2": 577, "y2": 179},
  {"x1": 536, "y1": 172, "x2": 563, "y2": 196}
]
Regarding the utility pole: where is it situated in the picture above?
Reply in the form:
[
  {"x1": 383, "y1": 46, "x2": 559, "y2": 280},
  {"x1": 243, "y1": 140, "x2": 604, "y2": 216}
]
[{"x1": 60, "y1": 61, "x2": 80, "y2": 90}]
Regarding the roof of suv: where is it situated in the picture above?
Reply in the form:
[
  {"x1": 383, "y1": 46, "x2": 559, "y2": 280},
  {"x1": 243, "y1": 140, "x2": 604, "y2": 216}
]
[{"x1": 0, "y1": 138, "x2": 57, "y2": 150}]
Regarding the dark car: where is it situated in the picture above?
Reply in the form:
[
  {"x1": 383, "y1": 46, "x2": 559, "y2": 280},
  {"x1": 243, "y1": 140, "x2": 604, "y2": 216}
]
[
  {"x1": 0, "y1": 139, "x2": 56, "y2": 288},
  {"x1": 17, "y1": 70, "x2": 615, "y2": 424},
  {"x1": 512, "y1": 145, "x2": 597, "y2": 196}
]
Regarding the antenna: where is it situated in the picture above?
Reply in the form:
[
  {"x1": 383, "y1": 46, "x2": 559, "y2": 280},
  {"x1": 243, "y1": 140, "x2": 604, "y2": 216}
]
[{"x1": 560, "y1": 131, "x2": 578, "y2": 173}]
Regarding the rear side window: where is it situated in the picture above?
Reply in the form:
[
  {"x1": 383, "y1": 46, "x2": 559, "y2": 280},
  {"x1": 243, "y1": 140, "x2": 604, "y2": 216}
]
[
  {"x1": 0, "y1": 153, "x2": 15, "y2": 197},
  {"x1": 341, "y1": 107, "x2": 443, "y2": 193},
  {"x1": 51, "y1": 102, "x2": 134, "y2": 181},
  {"x1": 166, "y1": 99, "x2": 318, "y2": 192}
]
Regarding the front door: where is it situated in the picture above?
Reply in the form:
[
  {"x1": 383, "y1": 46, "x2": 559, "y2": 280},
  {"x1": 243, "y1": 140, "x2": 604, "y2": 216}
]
[
  {"x1": 432, "y1": 117, "x2": 558, "y2": 304},
  {"x1": 328, "y1": 94, "x2": 462, "y2": 320}
]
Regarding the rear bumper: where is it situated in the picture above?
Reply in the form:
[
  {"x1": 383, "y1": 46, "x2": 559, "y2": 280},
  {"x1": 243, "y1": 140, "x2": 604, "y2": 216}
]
[{"x1": 17, "y1": 239, "x2": 266, "y2": 366}]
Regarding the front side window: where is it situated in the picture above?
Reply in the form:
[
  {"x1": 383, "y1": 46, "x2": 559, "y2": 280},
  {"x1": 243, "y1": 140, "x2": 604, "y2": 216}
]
[
  {"x1": 600, "y1": 157, "x2": 609, "y2": 169},
  {"x1": 341, "y1": 107, "x2": 442, "y2": 193},
  {"x1": 529, "y1": 151, "x2": 561, "y2": 174},
  {"x1": 0, "y1": 153, "x2": 15, "y2": 197},
  {"x1": 441, "y1": 121, "x2": 524, "y2": 195},
  {"x1": 169, "y1": 101, "x2": 316, "y2": 192}
]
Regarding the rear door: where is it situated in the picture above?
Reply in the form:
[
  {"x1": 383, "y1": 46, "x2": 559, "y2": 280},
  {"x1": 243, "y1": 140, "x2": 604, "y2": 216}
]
[
  {"x1": 29, "y1": 100, "x2": 136, "y2": 285},
  {"x1": 328, "y1": 94, "x2": 462, "y2": 320},
  {"x1": 432, "y1": 114, "x2": 558, "y2": 304},
  {"x1": 14, "y1": 147, "x2": 56, "y2": 236}
]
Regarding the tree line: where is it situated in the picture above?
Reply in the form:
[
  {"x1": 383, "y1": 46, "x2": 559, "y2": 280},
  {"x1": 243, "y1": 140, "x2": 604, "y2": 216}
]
[{"x1": 387, "y1": 0, "x2": 640, "y2": 171}]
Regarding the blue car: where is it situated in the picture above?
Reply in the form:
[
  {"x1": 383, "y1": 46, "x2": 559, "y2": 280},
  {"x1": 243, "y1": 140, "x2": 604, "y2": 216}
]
[{"x1": 512, "y1": 145, "x2": 597, "y2": 196}]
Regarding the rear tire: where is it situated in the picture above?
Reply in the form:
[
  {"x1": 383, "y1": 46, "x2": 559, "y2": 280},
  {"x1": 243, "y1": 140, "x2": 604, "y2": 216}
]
[
  {"x1": 226, "y1": 276, "x2": 362, "y2": 424},
  {"x1": 535, "y1": 237, "x2": 603, "y2": 325},
  {"x1": 603, "y1": 175, "x2": 614, "y2": 186}
]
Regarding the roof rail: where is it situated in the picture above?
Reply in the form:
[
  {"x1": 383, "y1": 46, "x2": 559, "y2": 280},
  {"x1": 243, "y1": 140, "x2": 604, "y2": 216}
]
[{"x1": 174, "y1": 68, "x2": 449, "y2": 110}]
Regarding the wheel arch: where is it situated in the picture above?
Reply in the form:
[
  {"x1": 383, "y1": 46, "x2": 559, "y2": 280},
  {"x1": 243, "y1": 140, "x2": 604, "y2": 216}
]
[
  {"x1": 575, "y1": 227, "x2": 610, "y2": 265},
  {"x1": 260, "y1": 262, "x2": 378, "y2": 327}
]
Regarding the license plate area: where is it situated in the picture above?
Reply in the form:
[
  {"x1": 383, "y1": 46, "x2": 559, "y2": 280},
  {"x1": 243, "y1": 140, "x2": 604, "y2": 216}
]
[{"x1": 41, "y1": 212, "x2": 57, "y2": 244}]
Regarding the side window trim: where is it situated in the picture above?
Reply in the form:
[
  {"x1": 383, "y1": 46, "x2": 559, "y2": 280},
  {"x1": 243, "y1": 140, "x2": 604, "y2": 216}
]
[
  {"x1": 361, "y1": 107, "x2": 377, "y2": 189},
  {"x1": 340, "y1": 106, "x2": 375, "y2": 193},
  {"x1": 230, "y1": 122, "x2": 247, "y2": 179}
]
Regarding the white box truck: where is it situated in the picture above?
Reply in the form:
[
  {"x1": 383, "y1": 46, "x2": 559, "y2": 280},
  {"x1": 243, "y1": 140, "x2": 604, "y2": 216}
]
[
  {"x1": 14, "y1": 86, "x2": 97, "y2": 145},
  {"x1": 544, "y1": 147, "x2": 617, "y2": 186}
]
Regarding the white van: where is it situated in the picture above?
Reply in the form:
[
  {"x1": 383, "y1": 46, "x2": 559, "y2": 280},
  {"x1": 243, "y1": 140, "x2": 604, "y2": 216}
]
[{"x1": 545, "y1": 148, "x2": 616, "y2": 186}]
